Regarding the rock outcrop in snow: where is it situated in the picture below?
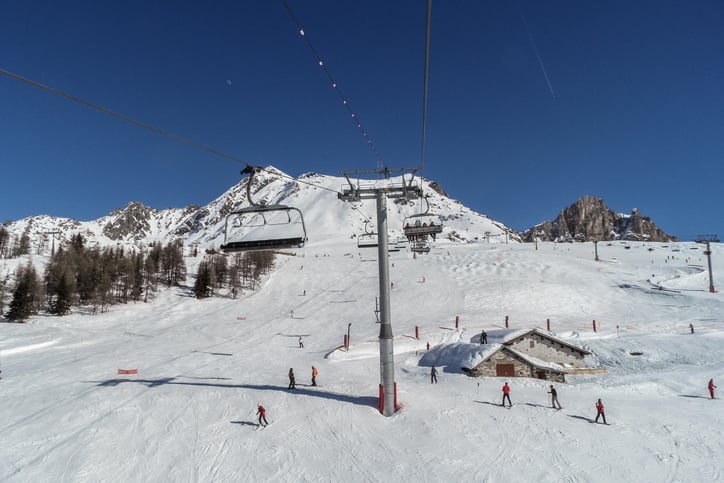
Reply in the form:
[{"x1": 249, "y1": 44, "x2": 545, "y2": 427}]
[{"x1": 522, "y1": 196, "x2": 677, "y2": 243}]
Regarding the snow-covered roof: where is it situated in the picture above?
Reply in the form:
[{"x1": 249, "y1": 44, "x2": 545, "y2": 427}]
[
  {"x1": 500, "y1": 347, "x2": 567, "y2": 373},
  {"x1": 420, "y1": 342, "x2": 567, "y2": 374},
  {"x1": 419, "y1": 343, "x2": 500, "y2": 372},
  {"x1": 485, "y1": 328, "x2": 591, "y2": 356}
]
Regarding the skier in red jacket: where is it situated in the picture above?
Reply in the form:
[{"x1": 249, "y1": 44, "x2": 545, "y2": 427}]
[
  {"x1": 256, "y1": 404, "x2": 269, "y2": 427},
  {"x1": 709, "y1": 379, "x2": 717, "y2": 399},
  {"x1": 595, "y1": 399, "x2": 607, "y2": 424},
  {"x1": 502, "y1": 382, "x2": 512, "y2": 407}
]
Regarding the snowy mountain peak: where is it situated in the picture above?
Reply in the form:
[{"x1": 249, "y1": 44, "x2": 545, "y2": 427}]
[{"x1": 4, "y1": 167, "x2": 518, "y2": 255}]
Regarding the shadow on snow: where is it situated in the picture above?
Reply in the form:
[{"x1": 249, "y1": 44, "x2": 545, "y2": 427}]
[{"x1": 87, "y1": 377, "x2": 377, "y2": 408}]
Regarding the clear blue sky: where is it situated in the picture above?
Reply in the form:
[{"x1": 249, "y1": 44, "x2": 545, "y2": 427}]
[{"x1": 1, "y1": 1, "x2": 723, "y2": 240}]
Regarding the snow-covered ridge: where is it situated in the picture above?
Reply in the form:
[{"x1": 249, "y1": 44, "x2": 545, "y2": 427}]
[{"x1": 4, "y1": 166, "x2": 519, "y2": 254}]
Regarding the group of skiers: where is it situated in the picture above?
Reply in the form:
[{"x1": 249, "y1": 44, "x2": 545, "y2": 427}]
[
  {"x1": 287, "y1": 366, "x2": 319, "y2": 390},
  {"x1": 495, "y1": 378, "x2": 718, "y2": 424},
  {"x1": 499, "y1": 381, "x2": 606, "y2": 422},
  {"x1": 258, "y1": 370, "x2": 717, "y2": 429},
  {"x1": 287, "y1": 366, "x2": 319, "y2": 389}
]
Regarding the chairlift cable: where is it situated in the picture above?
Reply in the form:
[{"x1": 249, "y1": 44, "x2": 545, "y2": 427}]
[
  {"x1": 0, "y1": 68, "x2": 247, "y2": 166},
  {"x1": 281, "y1": 0, "x2": 386, "y2": 172},
  {"x1": 419, "y1": 0, "x2": 432, "y2": 176},
  {"x1": 0, "y1": 68, "x2": 343, "y2": 197}
]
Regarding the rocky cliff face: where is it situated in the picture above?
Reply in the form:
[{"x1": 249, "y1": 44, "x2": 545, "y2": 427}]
[
  {"x1": 523, "y1": 196, "x2": 677, "y2": 243},
  {"x1": 102, "y1": 202, "x2": 157, "y2": 240}
]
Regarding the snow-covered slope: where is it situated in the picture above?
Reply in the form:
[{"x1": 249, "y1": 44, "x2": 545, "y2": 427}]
[{"x1": 1, "y1": 237, "x2": 723, "y2": 482}]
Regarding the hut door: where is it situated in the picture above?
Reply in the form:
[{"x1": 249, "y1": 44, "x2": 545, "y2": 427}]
[
  {"x1": 535, "y1": 370, "x2": 546, "y2": 380},
  {"x1": 496, "y1": 364, "x2": 515, "y2": 377}
]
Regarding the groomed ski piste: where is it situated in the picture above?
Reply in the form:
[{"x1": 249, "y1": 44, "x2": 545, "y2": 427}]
[{"x1": 1, "y1": 239, "x2": 723, "y2": 482}]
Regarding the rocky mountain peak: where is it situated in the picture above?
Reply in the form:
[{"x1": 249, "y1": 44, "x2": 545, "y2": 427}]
[
  {"x1": 523, "y1": 196, "x2": 677, "y2": 243},
  {"x1": 103, "y1": 201, "x2": 157, "y2": 240}
]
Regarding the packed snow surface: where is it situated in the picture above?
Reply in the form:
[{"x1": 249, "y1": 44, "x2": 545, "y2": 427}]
[{"x1": 1, "y1": 239, "x2": 723, "y2": 482}]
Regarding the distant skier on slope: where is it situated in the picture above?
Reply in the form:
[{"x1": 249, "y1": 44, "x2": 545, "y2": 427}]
[
  {"x1": 595, "y1": 399, "x2": 607, "y2": 424},
  {"x1": 431, "y1": 366, "x2": 438, "y2": 384},
  {"x1": 311, "y1": 366, "x2": 318, "y2": 386},
  {"x1": 288, "y1": 368, "x2": 296, "y2": 389},
  {"x1": 708, "y1": 378, "x2": 717, "y2": 399},
  {"x1": 548, "y1": 385, "x2": 562, "y2": 409},
  {"x1": 480, "y1": 330, "x2": 488, "y2": 344},
  {"x1": 502, "y1": 382, "x2": 512, "y2": 407},
  {"x1": 256, "y1": 404, "x2": 269, "y2": 427},
  {"x1": 298, "y1": 336, "x2": 304, "y2": 349}
]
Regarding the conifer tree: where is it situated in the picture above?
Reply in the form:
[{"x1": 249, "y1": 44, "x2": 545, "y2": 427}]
[
  {"x1": 194, "y1": 260, "x2": 213, "y2": 299},
  {"x1": 6, "y1": 262, "x2": 40, "y2": 321},
  {"x1": 0, "y1": 225, "x2": 9, "y2": 258},
  {"x1": 49, "y1": 268, "x2": 74, "y2": 315}
]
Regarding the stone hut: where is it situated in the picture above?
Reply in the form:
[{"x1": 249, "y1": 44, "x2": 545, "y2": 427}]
[
  {"x1": 468, "y1": 345, "x2": 567, "y2": 383},
  {"x1": 487, "y1": 328, "x2": 591, "y2": 369}
]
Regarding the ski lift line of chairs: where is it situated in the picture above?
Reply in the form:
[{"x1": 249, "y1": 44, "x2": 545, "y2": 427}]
[{"x1": 220, "y1": 165, "x2": 308, "y2": 253}]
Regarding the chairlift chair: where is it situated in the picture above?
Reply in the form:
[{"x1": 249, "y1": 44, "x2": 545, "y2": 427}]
[
  {"x1": 403, "y1": 196, "x2": 443, "y2": 240},
  {"x1": 357, "y1": 220, "x2": 378, "y2": 249},
  {"x1": 220, "y1": 166, "x2": 307, "y2": 253},
  {"x1": 410, "y1": 238, "x2": 431, "y2": 254}
]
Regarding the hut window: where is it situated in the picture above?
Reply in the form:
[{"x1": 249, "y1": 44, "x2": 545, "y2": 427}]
[{"x1": 530, "y1": 341, "x2": 535, "y2": 348}]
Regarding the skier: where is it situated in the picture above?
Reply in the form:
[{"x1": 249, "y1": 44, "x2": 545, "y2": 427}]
[
  {"x1": 548, "y1": 385, "x2": 562, "y2": 410},
  {"x1": 594, "y1": 398, "x2": 607, "y2": 424},
  {"x1": 708, "y1": 378, "x2": 717, "y2": 399},
  {"x1": 690, "y1": 323, "x2": 694, "y2": 334},
  {"x1": 502, "y1": 382, "x2": 512, "y2": 407},
  {"x1": 311, "y1": 366, "x2": 318, "y2": 386},
  {"x1": 256, "y1": 404, "x2": 269, "y2": 427},
  {"x1": 288, "y1": 368, "x2": 296, "y2": 389},
  {"x1": 480, "y1": 330, "x2": 488, "y2": 344},
  {"x1": 431, "y1": 366, "x2": 438, "y2": 384},
  {"x1": 426, "y1": 342, "x2": 430, "y2": 351},
  {"x1": 298, "y1": 336, "x2": 304, "y2": 349}
]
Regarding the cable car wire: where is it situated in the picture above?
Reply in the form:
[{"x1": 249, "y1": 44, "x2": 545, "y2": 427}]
[
  {"x1": 0, "y1": 68, "x2": 343, "y2": 196},
  {"x1": 281, "y1": 0, "x2": 386, "y2": 172},
  {"x1": 0, "y1": 68, "x2": 248, "y2": 166},
  {"x1": 419, "y1": 0, "x2": 432, "y2": 176}
]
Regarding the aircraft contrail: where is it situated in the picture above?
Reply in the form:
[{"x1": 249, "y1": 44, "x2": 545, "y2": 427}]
[{"x1": 516, "y1": 2, "x2": 556, "y2": 99}]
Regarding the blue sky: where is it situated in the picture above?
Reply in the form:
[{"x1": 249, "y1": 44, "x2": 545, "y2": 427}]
[{"x1": 1, "y1": 1, "x2": 723, "y2": 240}]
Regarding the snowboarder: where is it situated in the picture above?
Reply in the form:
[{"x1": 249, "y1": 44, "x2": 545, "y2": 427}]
[
  {"x1": 689, "y1": 323, "x2": 694, "y2": 334},
  {"x1": 595, "y1": 398, "x2": 607, "y2": 424},
  {"x1": 256, "y1": 404, "x2": 269, "y2": 427},
  {"x1": 311, "y1": 366, "x2": 318, "y2": 386},
  {"x1": 288, "y1": 368, "x2": 296, "y2": 389},
  {"x1": 502, "y1": 382, "x2": 512, "y2": 407},
  {"x1": 708, "y1": 378, "x2": 717, "y2": 399},
  {"x1": 298, "y1": 336, "x2": 304, "y2": 349},
  {"x1": 548, "y1": 385, "x2": 562, "y2": 409},
  {"x1": 431, "y1": 366, "x2": 438, "y2": 384},
  {"x1": 480, "y1": 330, "x2": 488, "y2": 344}
]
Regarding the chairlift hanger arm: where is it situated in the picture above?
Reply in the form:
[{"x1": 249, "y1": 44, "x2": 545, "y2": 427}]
[{"x1": 242, "y1": 164, "x2": 262, "y2": 207}]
